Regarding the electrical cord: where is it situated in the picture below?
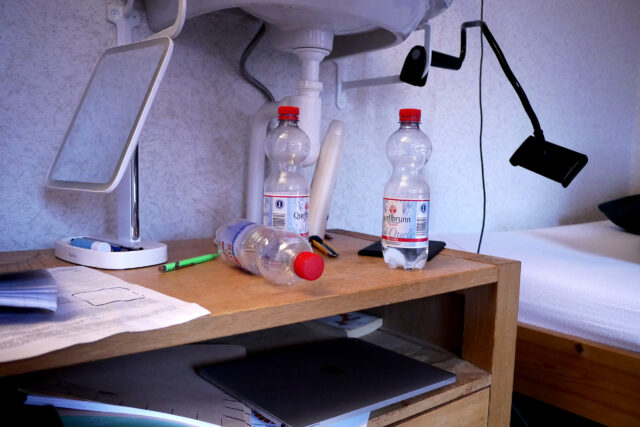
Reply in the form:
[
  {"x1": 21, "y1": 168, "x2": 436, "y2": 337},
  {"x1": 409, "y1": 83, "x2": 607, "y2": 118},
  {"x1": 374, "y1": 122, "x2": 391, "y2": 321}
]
[
  {"x1": 512, "y1": 401, "x2": 530, "y2": 427},
  {"x1": 469, "y1": 7, "x2": 529, "y2": 422},
  {"x1": 240, "y1": 23, "x2": 275, "y2": 103},
  {"x1": 477, "y1": 0, "x2": 486, "y2": 254}
]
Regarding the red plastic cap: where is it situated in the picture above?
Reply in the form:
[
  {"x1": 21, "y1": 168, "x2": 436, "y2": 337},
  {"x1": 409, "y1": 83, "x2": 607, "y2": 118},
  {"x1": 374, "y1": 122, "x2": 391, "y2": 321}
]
[
  {"x1": 293, "y1": 251, "x2": 324, "y2": 281},
  {"x1": 399, "y1": 108, "x2": 421, "y2": 122},
  {"x1": 278, "y1": 106, "x2": 299, "y2": 120}
]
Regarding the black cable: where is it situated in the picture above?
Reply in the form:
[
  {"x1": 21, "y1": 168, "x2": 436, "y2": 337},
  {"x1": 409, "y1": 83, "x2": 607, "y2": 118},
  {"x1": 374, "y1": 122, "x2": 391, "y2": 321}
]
[
  {"x1": 239, "y1": 23, "x2": 275, "y2": 103},
  {"x1": 512, "y1": 401, "x2": 530, "y2": 427},
  {"x1": 464, "y1": 9, "x2": 529, "y2": 423},
  {"x1": 447, "y1": 7, "x2": 530, "y2": 421},
  {"x1": 476, "y1": 1, "x2": 486, "y2": 254}
]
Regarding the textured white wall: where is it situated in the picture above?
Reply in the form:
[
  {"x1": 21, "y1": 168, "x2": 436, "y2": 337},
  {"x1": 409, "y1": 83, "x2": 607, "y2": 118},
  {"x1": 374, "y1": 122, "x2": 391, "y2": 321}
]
[
  {"x1": 633, "y1": 71, "x2": 640, "y2": 194},
  {"x1": 329, "y1": 0, "x2": 640, "y2": 235},
  {"x1": 1, "y1": 0, "x2": 639, "y2": 251}
]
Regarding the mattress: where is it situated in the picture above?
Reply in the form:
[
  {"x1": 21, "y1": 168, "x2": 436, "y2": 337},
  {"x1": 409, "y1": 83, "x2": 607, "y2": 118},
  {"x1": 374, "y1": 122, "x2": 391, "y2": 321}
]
[{"x1": 432, "y1": 221, "x2": 640, "y2": 352}]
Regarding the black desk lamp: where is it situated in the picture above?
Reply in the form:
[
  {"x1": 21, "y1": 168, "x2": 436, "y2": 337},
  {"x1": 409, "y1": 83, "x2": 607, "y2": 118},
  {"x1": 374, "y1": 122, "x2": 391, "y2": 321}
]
[{"x1": 400, "y1": 21, "x2": 588, "y2": 187}]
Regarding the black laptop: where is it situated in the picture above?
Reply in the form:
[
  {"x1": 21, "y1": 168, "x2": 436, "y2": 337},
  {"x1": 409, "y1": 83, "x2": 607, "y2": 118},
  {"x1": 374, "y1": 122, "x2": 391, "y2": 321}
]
[{"x1": 198, "y1": 338, "x2": 455, "y2": 427}]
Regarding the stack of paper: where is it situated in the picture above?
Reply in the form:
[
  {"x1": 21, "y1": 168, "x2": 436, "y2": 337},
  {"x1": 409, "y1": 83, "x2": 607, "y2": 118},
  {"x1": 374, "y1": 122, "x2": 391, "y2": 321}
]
[
  {"x1": 0, "y1": 266, "x2": 210, "y2": 363},
  {"x1": 0, "y1": 269, "x2": 58, "y2": 312},
  {"x1": 21, "y1": 344, "x2": 250, "y2": 427}
]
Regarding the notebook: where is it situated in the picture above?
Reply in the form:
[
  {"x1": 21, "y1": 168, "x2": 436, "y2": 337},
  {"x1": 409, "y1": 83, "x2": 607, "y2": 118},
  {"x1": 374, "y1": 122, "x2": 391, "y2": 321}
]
[{"x1": 198, "y1": 338, "x2": 456, "y2": 427}]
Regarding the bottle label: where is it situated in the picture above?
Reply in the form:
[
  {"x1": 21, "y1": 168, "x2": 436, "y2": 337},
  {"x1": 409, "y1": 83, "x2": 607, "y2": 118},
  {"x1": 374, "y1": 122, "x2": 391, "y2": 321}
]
[
  {"x1": 263, "y1": 193, "x2": 309, "y2": 237},
  {"x1": 382, "y1": 198, "x2": 429, "y2": 248},
  {"x1": 218, "y1": 220, "x2": 253, "y2": 267}
]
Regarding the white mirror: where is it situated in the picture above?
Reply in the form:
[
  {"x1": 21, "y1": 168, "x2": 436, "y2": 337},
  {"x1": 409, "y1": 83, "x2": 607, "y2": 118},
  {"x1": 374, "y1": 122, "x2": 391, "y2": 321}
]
[{"x1": 46, "y1": 37, "x2": 173, "y2": 192}]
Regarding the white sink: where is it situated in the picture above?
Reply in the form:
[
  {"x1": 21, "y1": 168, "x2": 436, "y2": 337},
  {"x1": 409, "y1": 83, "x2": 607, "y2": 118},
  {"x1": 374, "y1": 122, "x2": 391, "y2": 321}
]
[{"x1": 144, "y1": 0, "x2": 452, "y2": 58}]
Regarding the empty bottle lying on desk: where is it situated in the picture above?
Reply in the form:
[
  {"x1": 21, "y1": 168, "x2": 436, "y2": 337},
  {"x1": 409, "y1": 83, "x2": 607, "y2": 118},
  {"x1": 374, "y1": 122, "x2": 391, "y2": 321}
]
[
  {"x1": 215, "y1": 219, "x2": 324, "y2": 285},
  {"x1": 382, "y1": 108, "x2": 432, "y2": 270}
]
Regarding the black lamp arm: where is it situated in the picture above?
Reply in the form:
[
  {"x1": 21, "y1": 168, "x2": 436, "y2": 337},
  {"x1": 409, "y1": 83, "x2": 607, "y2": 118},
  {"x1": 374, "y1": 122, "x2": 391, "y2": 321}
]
[{"x1": 431, "y1": 20, "x2": 544, "y2": 142}]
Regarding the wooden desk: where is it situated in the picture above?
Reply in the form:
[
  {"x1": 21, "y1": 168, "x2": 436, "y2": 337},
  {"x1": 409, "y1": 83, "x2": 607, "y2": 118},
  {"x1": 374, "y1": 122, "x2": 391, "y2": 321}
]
[{"x1": 0, "y1": 230, "x2": 520, "y2": 426}]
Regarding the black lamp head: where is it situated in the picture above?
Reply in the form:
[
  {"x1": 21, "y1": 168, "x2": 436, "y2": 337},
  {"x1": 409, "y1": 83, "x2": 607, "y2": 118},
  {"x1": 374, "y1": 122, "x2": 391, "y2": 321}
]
[
  {"x1": 509, "y1": 136, "x2": 588, "y2": 187},
  {"x1": 400, "y1": 46, "x2": 428, "y2": 87}
]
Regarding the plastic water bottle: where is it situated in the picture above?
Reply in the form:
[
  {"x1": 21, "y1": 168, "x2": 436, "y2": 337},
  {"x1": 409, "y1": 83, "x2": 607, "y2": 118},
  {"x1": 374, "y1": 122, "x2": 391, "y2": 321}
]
[
  {"x1": 263, "y1": 106, "x2": 311, "y2": 237},
  {"x1": 215, "y1": 219, "x2": 324, "y2": 285},
  {"x1": 382, "y1": 108, "x2": 432, "y2": 270}
]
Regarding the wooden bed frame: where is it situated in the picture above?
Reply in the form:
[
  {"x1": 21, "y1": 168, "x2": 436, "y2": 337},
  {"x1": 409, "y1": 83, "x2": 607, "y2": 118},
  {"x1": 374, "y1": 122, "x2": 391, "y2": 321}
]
[{"x1": 514, "y1": 323, "x2": 640, "y2": 426}]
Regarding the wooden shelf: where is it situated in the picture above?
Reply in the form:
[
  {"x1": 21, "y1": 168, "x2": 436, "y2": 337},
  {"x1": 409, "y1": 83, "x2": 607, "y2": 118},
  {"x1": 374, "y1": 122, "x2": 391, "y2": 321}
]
[
  {"x1": 0, "y1": 229, "x2": 520, "y2": 426},
  {"x1": 0, "y1": 231, "x2": 497, "y2": 377}
]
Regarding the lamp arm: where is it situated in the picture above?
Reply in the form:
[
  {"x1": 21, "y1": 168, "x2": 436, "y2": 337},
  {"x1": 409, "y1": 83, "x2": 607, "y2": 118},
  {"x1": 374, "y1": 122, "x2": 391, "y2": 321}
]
[{"x1": 431, "y1": 21, "x2": 544, "y2": 141}]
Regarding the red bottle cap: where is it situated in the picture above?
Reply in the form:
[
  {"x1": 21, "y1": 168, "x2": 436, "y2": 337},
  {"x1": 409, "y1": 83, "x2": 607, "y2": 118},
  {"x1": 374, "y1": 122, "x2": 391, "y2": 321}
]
[
  {"x1": 293, "y1": 251, "x2": 324, "y2": 281},
  {"x1": 399, "y1": 108, "x2": 421, "y2": 122},
  {"x1": 278, "y1": 106, "x2": 299, "y2": 120}
]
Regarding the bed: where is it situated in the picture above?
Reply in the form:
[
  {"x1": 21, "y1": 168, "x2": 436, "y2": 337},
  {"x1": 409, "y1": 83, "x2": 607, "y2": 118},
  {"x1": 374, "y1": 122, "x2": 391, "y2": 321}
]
[{"x1": 432, "y1": 219, "x2": 640, "y2": 426}]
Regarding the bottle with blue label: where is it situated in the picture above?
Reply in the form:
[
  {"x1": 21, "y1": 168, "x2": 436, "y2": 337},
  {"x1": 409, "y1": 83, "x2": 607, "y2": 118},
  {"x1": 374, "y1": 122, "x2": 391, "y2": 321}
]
[
  {"x1": 263, "y1": 106, "x2": 310, "y2": 237},
  {"x1": 215, "y1": 219, "x2": 324, "y2": 285},
  {"x1": 382, "y1": 108, "x2": 432, "y2": 270}
]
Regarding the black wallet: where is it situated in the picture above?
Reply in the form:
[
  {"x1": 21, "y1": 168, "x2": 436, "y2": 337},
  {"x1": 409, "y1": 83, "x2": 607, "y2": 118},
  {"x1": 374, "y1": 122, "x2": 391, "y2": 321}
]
[{"x1": 357, "y1": 240, "x2": 446, "y2": 261}]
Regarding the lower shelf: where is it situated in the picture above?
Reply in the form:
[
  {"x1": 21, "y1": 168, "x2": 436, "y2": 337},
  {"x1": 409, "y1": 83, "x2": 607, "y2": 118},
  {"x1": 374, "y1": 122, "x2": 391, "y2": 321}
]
[{"x1": 211, "y1": 323, "x2": 491, "y2": 425}]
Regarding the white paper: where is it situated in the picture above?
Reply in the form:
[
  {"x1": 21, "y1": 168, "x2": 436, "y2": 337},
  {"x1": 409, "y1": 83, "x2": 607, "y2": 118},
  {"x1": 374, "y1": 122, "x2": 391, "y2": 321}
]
[
  {"x1": 324, "y1": 412, "x2": 370, "y2": 427},
  {"x1": 22, "y1": 344, "x2": 249, "y2": 426},
  {"x1": 26, "y1": 395, "x2": 221, "y2": 427},
  {"x1": 0, "y1": 266, "x2": 210, "y2": 363}
]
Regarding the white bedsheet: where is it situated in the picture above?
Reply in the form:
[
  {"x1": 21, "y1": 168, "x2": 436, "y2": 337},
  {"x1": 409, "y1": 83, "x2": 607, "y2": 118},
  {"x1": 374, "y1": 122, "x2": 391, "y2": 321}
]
[{"x1": 432, "y1": 221, "x2": 640, "y2": 353}]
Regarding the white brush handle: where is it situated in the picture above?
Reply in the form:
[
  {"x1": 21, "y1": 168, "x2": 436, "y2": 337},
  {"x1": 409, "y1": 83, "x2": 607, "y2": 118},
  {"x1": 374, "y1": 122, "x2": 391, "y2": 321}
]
[{"x1": 309, "y1": 120, "x2": 344, "y2": 237}]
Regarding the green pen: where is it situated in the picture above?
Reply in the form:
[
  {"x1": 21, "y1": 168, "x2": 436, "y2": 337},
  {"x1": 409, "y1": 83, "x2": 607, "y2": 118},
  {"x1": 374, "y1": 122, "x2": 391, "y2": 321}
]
[{"x1": 159, "y1": 253, "x2": 219, "y2": 272}]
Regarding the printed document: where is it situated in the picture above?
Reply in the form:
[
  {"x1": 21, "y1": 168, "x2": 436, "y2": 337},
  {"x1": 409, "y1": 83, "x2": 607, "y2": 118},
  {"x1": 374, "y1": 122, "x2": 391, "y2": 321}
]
[
  {"x1": 0, "y1": 269, "x2": 58, "y2": 311},
  {"x1": 0, "y1": 266, "x2": 210, "y2": 363}
]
